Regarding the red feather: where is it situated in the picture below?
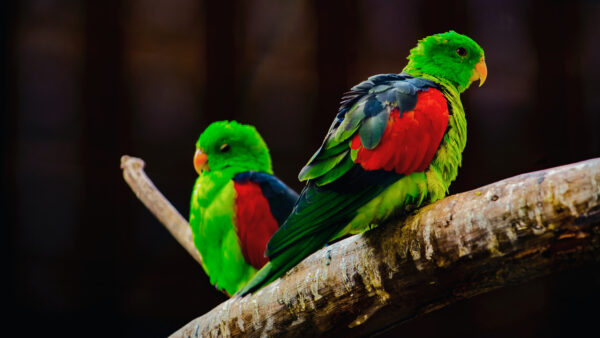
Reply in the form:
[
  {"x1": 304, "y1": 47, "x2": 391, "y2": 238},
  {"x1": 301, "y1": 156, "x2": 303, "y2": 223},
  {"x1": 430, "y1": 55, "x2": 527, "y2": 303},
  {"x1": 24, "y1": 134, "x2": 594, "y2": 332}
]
[
  {"x1": 233, "y1": 182, "x2": 279, "y2": 269},
  {"x1": 351, "y1": 88, "x2": 449, "y2": 174}
]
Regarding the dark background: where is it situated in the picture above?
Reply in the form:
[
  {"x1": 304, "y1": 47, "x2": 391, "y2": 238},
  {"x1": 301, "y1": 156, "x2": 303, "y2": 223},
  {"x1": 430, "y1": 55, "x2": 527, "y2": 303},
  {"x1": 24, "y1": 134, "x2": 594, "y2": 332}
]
[{"x1": 3, "y1": 0, "x2": 600, "y2": 337}]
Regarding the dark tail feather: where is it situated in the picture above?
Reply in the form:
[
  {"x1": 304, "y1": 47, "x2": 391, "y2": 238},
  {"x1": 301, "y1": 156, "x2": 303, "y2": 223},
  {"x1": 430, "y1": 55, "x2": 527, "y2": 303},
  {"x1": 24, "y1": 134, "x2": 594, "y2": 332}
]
[
  {"x1": 236, "y1": 262, "x2": 274, "y2": 296},
  {"x1": 236, "y1": 231, "x2": 337, "y2": 296}
]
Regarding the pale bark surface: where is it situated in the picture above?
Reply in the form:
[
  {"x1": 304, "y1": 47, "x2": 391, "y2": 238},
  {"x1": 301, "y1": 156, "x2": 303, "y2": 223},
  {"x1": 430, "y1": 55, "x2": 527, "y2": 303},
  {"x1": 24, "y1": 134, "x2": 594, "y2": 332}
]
[
  {"x1": 120, "y1": 155, "x2": 202, "y2": 266},
  {"x1": 121, "y1": 156, "x2": 600, "y2": 337}
]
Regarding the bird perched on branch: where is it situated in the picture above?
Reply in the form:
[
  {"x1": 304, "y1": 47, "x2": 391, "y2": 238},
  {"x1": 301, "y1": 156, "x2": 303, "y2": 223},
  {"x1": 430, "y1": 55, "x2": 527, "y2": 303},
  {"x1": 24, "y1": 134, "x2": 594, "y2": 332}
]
[
  {"x1": 189, "y1": 121, "x2": 298, "y2": 295},
  {"x1": 238, "y1": 30, "x2": 487, "y2": 295}
]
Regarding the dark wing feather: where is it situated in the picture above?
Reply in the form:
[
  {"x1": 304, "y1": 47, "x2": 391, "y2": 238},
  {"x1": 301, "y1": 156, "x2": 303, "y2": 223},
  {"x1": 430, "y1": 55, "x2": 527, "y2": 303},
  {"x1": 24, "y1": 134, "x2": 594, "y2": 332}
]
[
  {"x1": 267, "y1": 166, "x2": 401, "y2": 258},
  {"x1": 237, "y1": 73, "x2": 440, "y2": 295},
  {"x1": 233, "y1": 172, "x2": 299, "y2": 225},
  {"x1": 237, "y1": 167, "x2": 401, "y2": 295},
  {"x1": 298, "y1": 73, "x2": 438, "y2": 185}
]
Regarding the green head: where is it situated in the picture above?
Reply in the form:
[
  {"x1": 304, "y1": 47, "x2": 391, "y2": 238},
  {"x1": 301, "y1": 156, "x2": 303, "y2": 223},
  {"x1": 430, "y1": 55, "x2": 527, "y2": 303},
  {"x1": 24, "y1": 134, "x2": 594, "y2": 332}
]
[
  {"x1": 403, "y1": 31, "x2": 487, "y2": 92},
  {"x1": 193, "y1": 120, "x2": 273, "y2": 175}
]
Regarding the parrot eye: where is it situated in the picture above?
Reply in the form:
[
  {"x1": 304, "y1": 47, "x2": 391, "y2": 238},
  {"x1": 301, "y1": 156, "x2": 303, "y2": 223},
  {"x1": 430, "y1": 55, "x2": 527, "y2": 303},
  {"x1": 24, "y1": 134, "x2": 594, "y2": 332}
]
[
  {"x1": 220, "y1": 144, "x2": 230, "y2": 153},
  {"x1": 456, "y1": 47, "x2": 467, "y2": 57}
]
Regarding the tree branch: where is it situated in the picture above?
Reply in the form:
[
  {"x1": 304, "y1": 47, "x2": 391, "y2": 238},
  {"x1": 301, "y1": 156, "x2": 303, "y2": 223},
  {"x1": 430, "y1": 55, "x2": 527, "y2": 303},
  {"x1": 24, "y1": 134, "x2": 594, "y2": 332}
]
[
  {"x1": 163, "y1": 158, "x2": 600, "y2": 337},
  {"x1": 120, "y1": 155, "x2": 202, "y2": 266},
  {"x1": 120, "y1": 156, "x2": 600, "y2": 336}
]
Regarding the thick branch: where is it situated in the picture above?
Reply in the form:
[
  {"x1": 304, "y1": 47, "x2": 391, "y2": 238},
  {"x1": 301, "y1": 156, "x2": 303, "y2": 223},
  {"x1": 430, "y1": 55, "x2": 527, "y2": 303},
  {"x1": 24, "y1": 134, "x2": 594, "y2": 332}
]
[
  {"x1": 120, "y1": 155, "x2": 202, "y2": 266},
  {"x1": 168, "y1": 158, "x2": 600, "y2": 337}
]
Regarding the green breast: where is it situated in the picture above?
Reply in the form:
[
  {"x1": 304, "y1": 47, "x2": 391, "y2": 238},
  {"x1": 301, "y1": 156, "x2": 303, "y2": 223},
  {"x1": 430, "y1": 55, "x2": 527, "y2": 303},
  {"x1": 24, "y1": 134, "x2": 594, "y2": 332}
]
[{"x1": 189, "y1": 170, "x2": 258, "y2": 295}]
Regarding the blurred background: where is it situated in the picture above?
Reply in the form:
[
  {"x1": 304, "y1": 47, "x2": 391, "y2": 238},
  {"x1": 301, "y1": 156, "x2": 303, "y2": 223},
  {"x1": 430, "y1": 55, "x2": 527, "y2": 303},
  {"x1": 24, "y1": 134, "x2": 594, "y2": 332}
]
[{"x1": 3, "y1": 0, "x2": 600, "y2": 336}]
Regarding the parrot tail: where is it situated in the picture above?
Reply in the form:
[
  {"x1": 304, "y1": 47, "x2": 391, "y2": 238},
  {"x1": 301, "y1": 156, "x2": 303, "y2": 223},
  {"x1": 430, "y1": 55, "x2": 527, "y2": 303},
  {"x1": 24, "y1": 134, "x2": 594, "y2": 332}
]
[
  {"x1": 236, "y1": 168, "x2": 399, "y2": 296},
  {"x1": 235, "y1": 228, "x2": 339, "y2": 296}
]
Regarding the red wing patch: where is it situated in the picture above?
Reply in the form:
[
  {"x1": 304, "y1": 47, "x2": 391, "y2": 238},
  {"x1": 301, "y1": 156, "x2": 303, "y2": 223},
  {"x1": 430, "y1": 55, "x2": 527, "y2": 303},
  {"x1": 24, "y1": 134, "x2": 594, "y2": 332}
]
[
  {"x1": 233, "y1": 181, "x2": 280, "y2": 269},
  {"x1": 351, "y1": 88, "x2": 449, "y2": 174}
]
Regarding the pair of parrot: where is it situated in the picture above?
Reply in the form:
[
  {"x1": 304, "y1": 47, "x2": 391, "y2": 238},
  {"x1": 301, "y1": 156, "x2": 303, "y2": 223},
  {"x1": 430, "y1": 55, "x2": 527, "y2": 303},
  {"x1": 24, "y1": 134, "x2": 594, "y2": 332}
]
[{"x1": 189, "y1": 31, "x2": 487, "y2": 296}]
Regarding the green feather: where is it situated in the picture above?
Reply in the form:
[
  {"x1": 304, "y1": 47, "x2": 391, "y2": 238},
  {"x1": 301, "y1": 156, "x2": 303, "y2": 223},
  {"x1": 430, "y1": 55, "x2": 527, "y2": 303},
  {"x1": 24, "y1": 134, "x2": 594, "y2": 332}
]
[
  {"x1": 298, "y1": 101, "x2": 368, "y2": 183},
  {"x1": 314, "y1": 153, "x2": 354, "y2": 186},
  {"x1": 189, "y1": 120, "x2": 280, "y2": 295},
  {"x1": 298, "y1": 149, "x2": 349, "y2": 181},
  {"x1": 358, "y1": 110, "x2": 389, "y2": 150},
  {"x1": 190, "y1": 171, "x2": 257, "y2": 295},
  {"x1": 236, "y1": 173, "x2": 399, "y2": 295},
  {"x1": 314, "y1": 141, "x2": 348, "y2": 160},
  {"x1": 196, "y1": 120, "x2": 273, "y2": 174},
  {"x1": 238, "y1": 31, "x2": 482, "y2": 295},
  {"x1": 402, "y1": 30, "x2": 485, "y2": 93},
  {"x1": 328, "y1": 101, "x2": 366, "y2": 147}
]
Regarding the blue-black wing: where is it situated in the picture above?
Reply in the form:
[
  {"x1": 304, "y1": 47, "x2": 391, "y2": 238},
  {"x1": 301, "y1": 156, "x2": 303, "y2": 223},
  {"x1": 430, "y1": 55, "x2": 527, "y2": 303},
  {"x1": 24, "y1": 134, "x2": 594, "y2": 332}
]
[{"x1": 233, "y1": 171, "x2": 299, "y2": 226}]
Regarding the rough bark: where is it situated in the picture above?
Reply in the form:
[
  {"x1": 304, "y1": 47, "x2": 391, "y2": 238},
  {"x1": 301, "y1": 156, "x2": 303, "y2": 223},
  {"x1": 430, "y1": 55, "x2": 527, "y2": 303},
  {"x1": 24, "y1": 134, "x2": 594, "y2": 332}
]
[{"x1": 160, "y1": 158, "x2": 600, "y2": 337}]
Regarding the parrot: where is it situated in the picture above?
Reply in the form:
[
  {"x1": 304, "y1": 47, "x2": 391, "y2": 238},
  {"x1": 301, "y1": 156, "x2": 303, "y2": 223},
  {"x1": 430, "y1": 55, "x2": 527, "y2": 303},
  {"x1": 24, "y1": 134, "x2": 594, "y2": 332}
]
[
  {"x1": 237, "y1": 30, "x2": 487, "y2": 295},
  {"x1": 189, "y1": 120, "x2": 299, "y2": 296}
]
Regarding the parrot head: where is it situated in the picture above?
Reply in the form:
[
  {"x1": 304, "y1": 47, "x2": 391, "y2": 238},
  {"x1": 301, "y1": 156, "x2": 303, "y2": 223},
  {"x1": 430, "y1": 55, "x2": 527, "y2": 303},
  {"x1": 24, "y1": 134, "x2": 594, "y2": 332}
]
[
  {"x1": 193, "y1": 120, "x2": 273, "y2": 175},
  {"x1": 404, "y1": 30, "x2": 487, "y2": 93}
]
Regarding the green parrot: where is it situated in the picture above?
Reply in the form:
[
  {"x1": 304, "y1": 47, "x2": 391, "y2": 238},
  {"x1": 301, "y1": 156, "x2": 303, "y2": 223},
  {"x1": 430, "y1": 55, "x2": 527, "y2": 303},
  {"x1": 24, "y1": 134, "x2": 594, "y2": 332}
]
[
  {"x1": 238, "y1": 31, "x2": 487, "y2": 295},
  {"x1": 189, "y1": 121, "x2": 298, "y2": 296}
]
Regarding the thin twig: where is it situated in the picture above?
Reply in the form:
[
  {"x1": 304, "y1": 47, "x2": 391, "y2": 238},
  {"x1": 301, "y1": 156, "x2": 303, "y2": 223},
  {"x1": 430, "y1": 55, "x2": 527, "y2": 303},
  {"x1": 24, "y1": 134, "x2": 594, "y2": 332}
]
[{"x1": 120, "y1": 155, "x2": 203, "y2": 266}]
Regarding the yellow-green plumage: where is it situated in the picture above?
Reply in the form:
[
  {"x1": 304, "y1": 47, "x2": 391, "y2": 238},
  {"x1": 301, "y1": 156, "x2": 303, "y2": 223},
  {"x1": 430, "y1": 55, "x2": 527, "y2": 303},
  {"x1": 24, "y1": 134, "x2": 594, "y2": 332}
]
[
  {"x1": 190, "y1": 121, "x2": 299, "y2": 296},
  {"x1": 190, "y1": 169, "x2": 258, "y2": 295}
]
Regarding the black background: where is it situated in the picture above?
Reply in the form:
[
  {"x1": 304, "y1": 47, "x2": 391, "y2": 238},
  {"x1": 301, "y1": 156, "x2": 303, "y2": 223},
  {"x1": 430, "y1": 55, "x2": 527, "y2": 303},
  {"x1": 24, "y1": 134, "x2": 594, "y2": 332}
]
[{"x1": 3, "y1": 0, "x2": 600, "y2": 337}]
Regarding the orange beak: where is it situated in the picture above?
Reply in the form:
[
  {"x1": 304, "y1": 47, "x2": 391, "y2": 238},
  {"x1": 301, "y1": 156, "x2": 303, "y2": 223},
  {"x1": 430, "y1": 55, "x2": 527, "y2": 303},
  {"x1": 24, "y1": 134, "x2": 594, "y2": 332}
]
[
  {"x1": 194, "y1": 149, "x2": 209, "y2": 174},
  {"x1": 470, "y1": 57, "x2": 487, "y2": 87}
]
